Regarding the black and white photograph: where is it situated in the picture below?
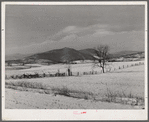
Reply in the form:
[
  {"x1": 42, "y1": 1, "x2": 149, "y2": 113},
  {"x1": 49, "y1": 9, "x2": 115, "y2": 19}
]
[{"x1": 2, "y1": 1, "x2": 148, "y2": 120}]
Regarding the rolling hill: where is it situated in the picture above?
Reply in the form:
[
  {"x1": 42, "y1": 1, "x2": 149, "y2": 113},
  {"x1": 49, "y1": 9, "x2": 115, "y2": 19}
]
[
  {"x1": 79, "y1": 48, "x2": 97, "y2": 56},
  {"x1": 21, "y1": 47, "x2": 95, "y2": 64},
  {"x1": 5, "y1": 47, "x2": 144, "y2": 64},
  {"x1": 110, "y1": 51, "x2": 142, "y2": 58}
]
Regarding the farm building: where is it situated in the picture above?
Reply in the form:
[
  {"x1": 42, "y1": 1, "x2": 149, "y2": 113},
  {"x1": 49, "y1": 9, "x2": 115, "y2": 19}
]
[{"x1": 5, "y1": 60, "x2": 24, "y2": 66}]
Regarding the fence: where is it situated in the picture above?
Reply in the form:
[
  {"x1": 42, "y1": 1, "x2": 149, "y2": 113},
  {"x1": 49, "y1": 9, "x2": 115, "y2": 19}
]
[{"x1": 5, "y1": 62, "x2": 144, "y2": 80}]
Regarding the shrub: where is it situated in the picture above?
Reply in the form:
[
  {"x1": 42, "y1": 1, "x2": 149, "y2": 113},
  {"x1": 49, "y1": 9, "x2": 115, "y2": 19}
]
[
  {"x1": 51, "y1": 86, "x2": 70, "y2": 96},
  {"x1": 5, "y1": 81, "x2": 46, "y2": 89},
  {"x1": 84, "y1": 95, "x2": 89, "y2": 100}
]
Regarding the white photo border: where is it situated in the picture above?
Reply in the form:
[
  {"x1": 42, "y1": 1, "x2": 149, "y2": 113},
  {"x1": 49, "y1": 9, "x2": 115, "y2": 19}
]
[{"x1": 1, "y1": 1, "x2": 148, "y2": 120}]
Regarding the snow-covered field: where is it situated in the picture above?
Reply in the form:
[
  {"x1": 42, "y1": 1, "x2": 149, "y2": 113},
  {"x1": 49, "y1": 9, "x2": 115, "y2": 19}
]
[
  {"x1": 5, "y1": 61, "x2": 145, "y2": 109},
  {"x1": 5, "y1": 88, "x2": 141, "y2": 109},
  {"x1": 5, "y1": 61, "x2": 144, "y2": 76}
]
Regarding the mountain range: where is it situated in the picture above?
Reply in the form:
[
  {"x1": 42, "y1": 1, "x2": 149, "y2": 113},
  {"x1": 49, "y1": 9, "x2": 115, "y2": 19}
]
[{"x1": 5, "y1": 47, "x2": 144, "y2": 64}]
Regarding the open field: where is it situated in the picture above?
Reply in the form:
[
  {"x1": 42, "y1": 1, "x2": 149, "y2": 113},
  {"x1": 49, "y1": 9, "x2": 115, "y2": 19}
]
[
  {"x1": 5, "y1": 61, "x2": 145, "y2": 109},
  {"x1": 5, "y1": 88, "x2": 142, "y2": 109},
  {"x1": 5, "y1": 60, "x2": 144, "y2": 76}
]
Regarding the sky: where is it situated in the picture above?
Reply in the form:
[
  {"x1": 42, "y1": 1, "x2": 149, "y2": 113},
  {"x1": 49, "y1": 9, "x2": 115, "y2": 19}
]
[{"x1": 5, "y1": 5, "x2": 145, "y2": 55}]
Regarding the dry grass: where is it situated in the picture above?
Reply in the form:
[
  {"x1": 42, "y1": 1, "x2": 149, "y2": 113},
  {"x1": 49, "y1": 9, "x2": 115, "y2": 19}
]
[
  {"x1": 5, "y1": 79, "x2": 144, "y2": 106},
  {"x1": 102, "y1": 88, "x2": 144, "y2": 106},
  {"x1": 6, "y1": 80, "x2": 95, "y2": 101},
  {"x1": 51, "y1": 86, "x2": 94, "y2": 100},
  {"x1": 5, "y1": 81, "x2": 47, "y2": 89},
  {"x1": 52, "y1": 86, "x2": 70, "y2": 96}
]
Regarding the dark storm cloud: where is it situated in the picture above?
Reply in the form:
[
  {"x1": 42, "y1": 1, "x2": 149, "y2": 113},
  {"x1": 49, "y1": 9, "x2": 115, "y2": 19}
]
[{"x1": 5, "y1": 5, "x2": 145, "y2": 54}]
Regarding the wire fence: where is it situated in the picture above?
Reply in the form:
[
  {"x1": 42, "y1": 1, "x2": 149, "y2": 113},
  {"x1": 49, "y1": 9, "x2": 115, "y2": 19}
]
[{"x1": 5, "y1": 62, "x2": 144, "y2": 80}]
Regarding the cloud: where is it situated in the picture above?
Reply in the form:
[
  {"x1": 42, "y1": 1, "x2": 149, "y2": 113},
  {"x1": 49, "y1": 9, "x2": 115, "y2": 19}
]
[
  {"x1": 6, "y1": 30, "x2": 144, "y2": 55},
  {"x1": 62, "y1": 26, "x2": 77, "y2": 33},
  {"x1": 46, "y1": 23, "x2": 142, "y2": 44},
  {"x1": 47, "y1": 24, "x2": 113, "y2": 42},
  {"x1": 6, "y1": 39, "x2": 56, "y2": 55},
  {"x1": 46, "y1": 22, "x2": 144, "y2": 44},
  {"x1": 7, "y1": 23, "x2": 144, "y2": 55},
  {"x1": 49, "y1": 26, "x2": 81, "y2": 41},
  {"x1": 60, "y1": 34, "x2": 79, "y2": 42},
  {"x1": 92, "y1": 29, "x2": 114, "y2": 37}
]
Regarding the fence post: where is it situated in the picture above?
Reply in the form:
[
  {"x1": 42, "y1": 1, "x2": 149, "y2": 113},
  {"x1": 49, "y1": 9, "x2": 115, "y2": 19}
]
[
  {"x1": 90, "y1": 71, "x2": 92, "y2": 74},
  {"x1": 71, "y1": 72, "x2": 72, "y2": 76}
]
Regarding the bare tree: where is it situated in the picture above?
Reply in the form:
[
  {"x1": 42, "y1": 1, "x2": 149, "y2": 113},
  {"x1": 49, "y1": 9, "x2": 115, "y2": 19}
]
[{"x1": 93, "y1": 45, "x2": 110, "y2": 73}]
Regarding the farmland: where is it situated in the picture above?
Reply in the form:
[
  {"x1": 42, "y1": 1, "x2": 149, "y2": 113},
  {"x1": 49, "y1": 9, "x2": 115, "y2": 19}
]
[
  {"x1": 5, "y1": 60, "x2": 145, "y2": 109},
  {"x1": 5, "y1": 60, "x2": 144, "y2": 77}
]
